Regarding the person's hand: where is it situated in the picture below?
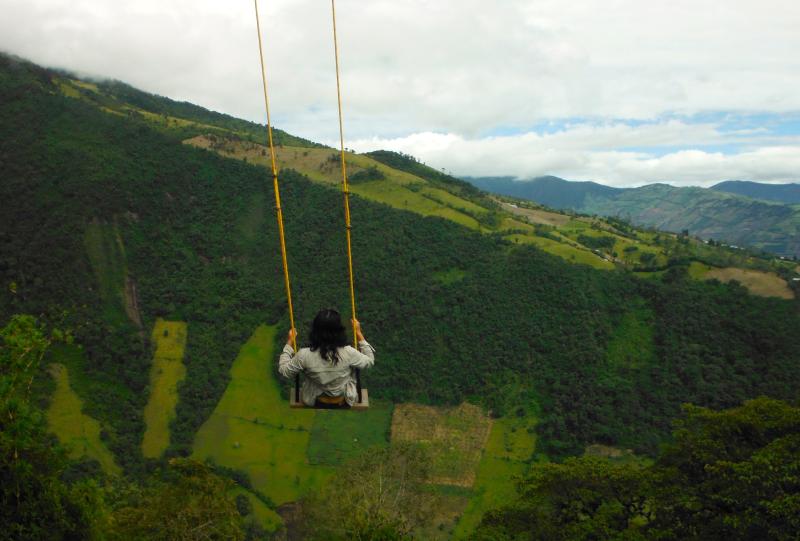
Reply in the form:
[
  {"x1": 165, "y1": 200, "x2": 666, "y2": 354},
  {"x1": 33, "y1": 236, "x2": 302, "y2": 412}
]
[
  {"x1": 352, "y1": 319, "x2": 365, "y2": 342},
  {"x1": 286, "y1": 328, "x2": 297, "y2": 346}
]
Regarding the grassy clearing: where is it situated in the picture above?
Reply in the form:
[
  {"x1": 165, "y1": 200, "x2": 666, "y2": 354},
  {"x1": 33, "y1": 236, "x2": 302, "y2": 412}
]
[
  {"x1": 496, "y1": 201, "x2": 571, "y2": 227},
  {"x1": 83, "y1": 220, "x2": 127, "y2": 320},
  {"x1": 352, "y1": 181, "x2": 480, "y2": 229},
  {"x1": 46, "y1": 363, "x2": 121, "y2": 476},
  {"x1": 391, "y1": 403, "x2": 491, "y2": 487},
  {"x1": 420, "y1": 186, "x2": 490, "y2": 215},
  {"x1": 57, "y1": 80, "x2": 82, "y2": 99},
  {"x1": 141, "y1": 319, "x2": 188, "y2": 458},
  {"x1": 688, "y1": 261, "x2": 714, "y2": 279},
  {"x1": 705, "y1": 267, "x2": 794, "y2": 299},
  {"x1": 239, "y1": 192, "x2": 266, "y2": 242},
  {"x1": 452, "y1": 416, "x2": 536, "y2": 538},
  {"x1": 606, "y1": 308, "x2": 656, "y2": 370},
  {"x1": 433, "y1": 268, "x2": 468, "y2": 285},
  {"x1": 193, "y1": 325, "x2": 332, "y2": 505},
  {"x1": 307, "y1": 399, "x2": 394, "y2": 466},
  {"x1": 415, "y1": 486, "x2": 472, "y2": 541},
  {"x1": 505, "y1": 234, "x2": 615, "y2": 270},
  {"x1": 232, "y1": 487, "x2": 283, "y2": 534}
]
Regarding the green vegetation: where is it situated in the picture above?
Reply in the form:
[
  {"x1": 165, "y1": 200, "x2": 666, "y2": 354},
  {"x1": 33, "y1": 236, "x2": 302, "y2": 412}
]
[
  {"x1": 307, "y1": 399, "x2": 394, "y2": 466},
  {"x1": 141, "y1": 319, "x2": 187, "y2": 458},
  {"x1": 297, "y1": 444, "x2": 434, "y2": 541},
  {"x1": 433, "y1": 268, "x2": 467, "y2": 284},
  {"x1": 2, "y1": 316, "x2": 99, "y2": 540},
  {"x1": 108, "y1": 459, "x2": 246, "y2": 540},
  {"x1": 454, "y1": 416, "x2": 537, "y2": 538},
  {"x1": 232, "y1": 486, "x2": 283, "y2": 535},
  {"x1": 604, "y1": 306, "x2": 656, "y2": 370},
  {"x1": 505, "y1": 233, "x2": 614, "y2": 270},
  {"x1": 192, "y1": 325, "x2": 331, "y2": 505},
  {"x1": 3, "y1": 54, "x2": 800, "y2": 536},
  {"x1": 471, "y1": 398, "x2": 800, "y2": 540},
  {"x1": 391, "y1": 403, "x2": 492, "y2": 486},
  {"x1": 472, "y1": 175, "x2": 800, "y2": 258},
  {"x1": 47, "y1": 363, "x2": 121, "y2": 476}
]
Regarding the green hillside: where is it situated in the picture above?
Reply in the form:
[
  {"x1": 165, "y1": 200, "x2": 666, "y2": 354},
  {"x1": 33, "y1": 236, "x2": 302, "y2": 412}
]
[
  {"x1": 471, "y1": 176, "x2": 800, "y2": 258},
  {"x1": 3, "y1": 54, "x2": 800, "y2": 537}
]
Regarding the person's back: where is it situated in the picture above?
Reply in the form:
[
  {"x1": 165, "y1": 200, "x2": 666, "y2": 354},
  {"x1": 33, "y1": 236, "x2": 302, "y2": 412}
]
[{"x1": 278, "y1": 309, "x2": 374, "y2": 407}]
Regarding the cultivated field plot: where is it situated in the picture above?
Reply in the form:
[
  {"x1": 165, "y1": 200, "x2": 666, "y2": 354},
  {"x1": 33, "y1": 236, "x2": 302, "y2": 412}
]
[
  {"x1": 193, "y1": 325, "x2": 332, "y2": 505},
  {"x1": 307, "y1": 399, "x2": 394, "y2": 466},
  {"x1": 141, "y1": 319, "x2": 188, "y2": 458},
  {"x1": 497, "y1": 200, "x2": 570, "y2": 227},
  {"x1": 391, "y1": 403, "x2": 492, "y2": 487},
  {"x1": 452, "y1": 415, "x2": 537, "y2": 539},
  {"x1": 47, "y1": 363, "x2": 121, "y2": 476},
  {"x1": 705, "y1": 267, "x2": 794, "y2": 299}
]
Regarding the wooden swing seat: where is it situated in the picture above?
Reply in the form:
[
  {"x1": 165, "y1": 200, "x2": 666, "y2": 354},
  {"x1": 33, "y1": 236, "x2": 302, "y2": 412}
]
[{"x1": 289, "y1": 388, "x2": 369, "y2": 410}]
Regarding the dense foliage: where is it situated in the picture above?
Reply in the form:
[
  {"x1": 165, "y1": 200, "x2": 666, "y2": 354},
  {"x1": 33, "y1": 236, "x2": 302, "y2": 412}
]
[
  {"x1": 296, "y1": 444, "x2": 432, "y2": 540},
  {"x1": 0, "y1": 316, "x2": 98, "y2": 540},
  {"x1": 471, "y1": 397, "x2": 800, "y2": 540},
  {"x1": 0, "y1": 316, "x2": 249, "y2": 540},
  {"x1": 2, "y1": 53, "x2": 800, "y2": 474}
]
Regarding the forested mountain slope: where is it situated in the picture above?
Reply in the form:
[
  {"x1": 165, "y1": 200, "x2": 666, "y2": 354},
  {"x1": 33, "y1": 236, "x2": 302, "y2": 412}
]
[
  {"x1": 712, "y1": 179, "x2": 800, "y2": 204},
  {"x1": 470, "y1": 176, "x2": 800, "y2": 257},
  {"x1": 2, "y1": 51, "x2": 800, "y2": 476}
]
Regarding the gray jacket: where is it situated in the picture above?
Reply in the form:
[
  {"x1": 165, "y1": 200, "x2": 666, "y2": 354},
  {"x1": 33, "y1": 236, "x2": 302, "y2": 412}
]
[{"x1": 278, "y1": 340, "x2": 375, "y2": 406}]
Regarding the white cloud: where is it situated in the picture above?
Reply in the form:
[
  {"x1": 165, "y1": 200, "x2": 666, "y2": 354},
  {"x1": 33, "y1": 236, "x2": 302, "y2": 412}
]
[
  {"x1": 1, "y1": 0, "x2": 799, "y2": 186},
  {"x1": 347, "y1": 125, "x2": 800, "y2": 186}
]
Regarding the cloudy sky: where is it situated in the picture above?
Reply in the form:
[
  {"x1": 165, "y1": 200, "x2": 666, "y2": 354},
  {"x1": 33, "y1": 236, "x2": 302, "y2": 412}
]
[{"x1": 2, "y1": 0, "x2": 799, "y2": 187}]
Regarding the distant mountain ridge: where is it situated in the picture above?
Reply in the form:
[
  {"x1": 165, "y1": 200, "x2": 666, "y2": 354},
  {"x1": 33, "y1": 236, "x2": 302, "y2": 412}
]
[
  {"x1": 467, "y1": 175, "x2": 621, "y2": 209},
  {"x1": 467, "y1": 176, "x2": 800, "y2": 257},
  {"x1": 711, "y1": 180, "x2": 800, "y2": 204}
]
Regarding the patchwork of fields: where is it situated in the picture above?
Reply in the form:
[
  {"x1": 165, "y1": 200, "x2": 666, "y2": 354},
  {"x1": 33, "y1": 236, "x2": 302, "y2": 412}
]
[{"x1": 44, "y1": 319, "x2": 536, "y2": 535}]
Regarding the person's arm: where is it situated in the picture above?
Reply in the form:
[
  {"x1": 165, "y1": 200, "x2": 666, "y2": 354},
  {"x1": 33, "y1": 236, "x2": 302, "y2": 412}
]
[
  {"x1": 278, "y1": 328, "x2": 304, "y2": 378},
  {"x1": 350, "y1": 319, "x2": 375, "y2": 369}
]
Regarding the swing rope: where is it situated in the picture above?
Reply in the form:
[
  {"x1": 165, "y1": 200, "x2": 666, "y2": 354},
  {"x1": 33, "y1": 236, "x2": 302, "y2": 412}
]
[
  {"x1": 331, "y1": 0, "x2": 363, "y2": 403},
  {"x1": 254, "y1": 0, "x2": 364, "y2": 405},
  {"x1": 253, "y1": 0, "x2": 300, "y2": 401}
]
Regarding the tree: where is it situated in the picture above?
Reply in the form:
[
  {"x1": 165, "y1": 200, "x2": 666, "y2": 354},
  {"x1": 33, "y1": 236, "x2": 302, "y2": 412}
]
[
  {"x1": 471, "y1": 398, "x2": 800, "y2": 541},
  {"x1": 108, "y1": 459, "x2": 244, "y2": 541},
  {"x1": 1, "y1": 315, "x2": 98, "y2": 541},
  {"x1": 297, "y1": 444, "x2": 433, "y2": 541}
]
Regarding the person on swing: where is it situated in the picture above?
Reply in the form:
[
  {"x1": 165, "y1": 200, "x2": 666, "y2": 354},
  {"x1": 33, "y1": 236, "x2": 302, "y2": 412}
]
[{"x1": 278, "y1": 308, "x2": 375, "y2": 408}]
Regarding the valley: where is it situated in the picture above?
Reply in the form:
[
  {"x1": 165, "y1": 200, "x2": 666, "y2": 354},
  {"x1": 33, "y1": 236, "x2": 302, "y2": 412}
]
[{"x1": 2, "y1": 54, "x2": 799, "y2": 538}]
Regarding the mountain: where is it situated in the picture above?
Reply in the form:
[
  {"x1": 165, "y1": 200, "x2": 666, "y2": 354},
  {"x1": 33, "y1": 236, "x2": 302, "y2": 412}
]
[
  {"x1": 469, "y1": 176, "x2": 800, "y2": 257},
  {"x1": 2, "y1": 53, "x2": 800, "y2": 536},
  {"x1": 711, "y1": 180, "x2": 800, "y2": 204},
  {"x1": 467, "y1": 175, "x2": 621, "y2": 209}
]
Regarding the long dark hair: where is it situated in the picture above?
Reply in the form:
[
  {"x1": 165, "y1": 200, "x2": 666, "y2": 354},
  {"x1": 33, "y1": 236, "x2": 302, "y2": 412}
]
[{"x1": 309, "y1": 308, "x2": 348, "y2": 364}]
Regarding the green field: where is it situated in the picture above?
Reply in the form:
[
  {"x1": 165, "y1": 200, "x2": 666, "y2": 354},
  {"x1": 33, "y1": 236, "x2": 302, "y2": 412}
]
[
  {"x1": 83, "y1": 220, "x2": 129, "y2": 322},
  {"x1": 391, "y1": 403, "x2": 492, "y2": 487},
  {"x1": 46, "y1": 363, "x2": 121, "y2": 476},
  {"x1": 352, "y1": 180, "x2": 481, "y2": 229},
  {"x1": 505, "y1": 233, "x2": 615, "y2": 270},
  {"x1": 192, "y1": 325, "x2": 332, "y2": 505},
  {"x1": 605, "y1": 307, "x2": 657, "y2": 370},
  {"x1": 141, "y1": 319, "x2": 188, "y2": 458},
  {"x1": 307, "y1": 399, "x2": 394, "y2": 466},
  {"x1": 232, "y1": 487, "x2": 283, "y2": 534},
  {"x1": 688, "y1": 261, "x2": 714, "y2": 279},
  {"x1": 433, "y1": 268, "x2": 468, "y2": 285},
  {"x1": 452, "y1": 416, "x2": 536, "y2": 538}
]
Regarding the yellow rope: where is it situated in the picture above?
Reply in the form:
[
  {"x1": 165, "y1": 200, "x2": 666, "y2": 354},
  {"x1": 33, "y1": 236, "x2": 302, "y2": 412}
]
[
  {"x1": 254, "y1": 0, "x2": 297, "y2": 351},
  {"x1": 331, "y1": 0, "x2": 359, "y2": 348}
]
